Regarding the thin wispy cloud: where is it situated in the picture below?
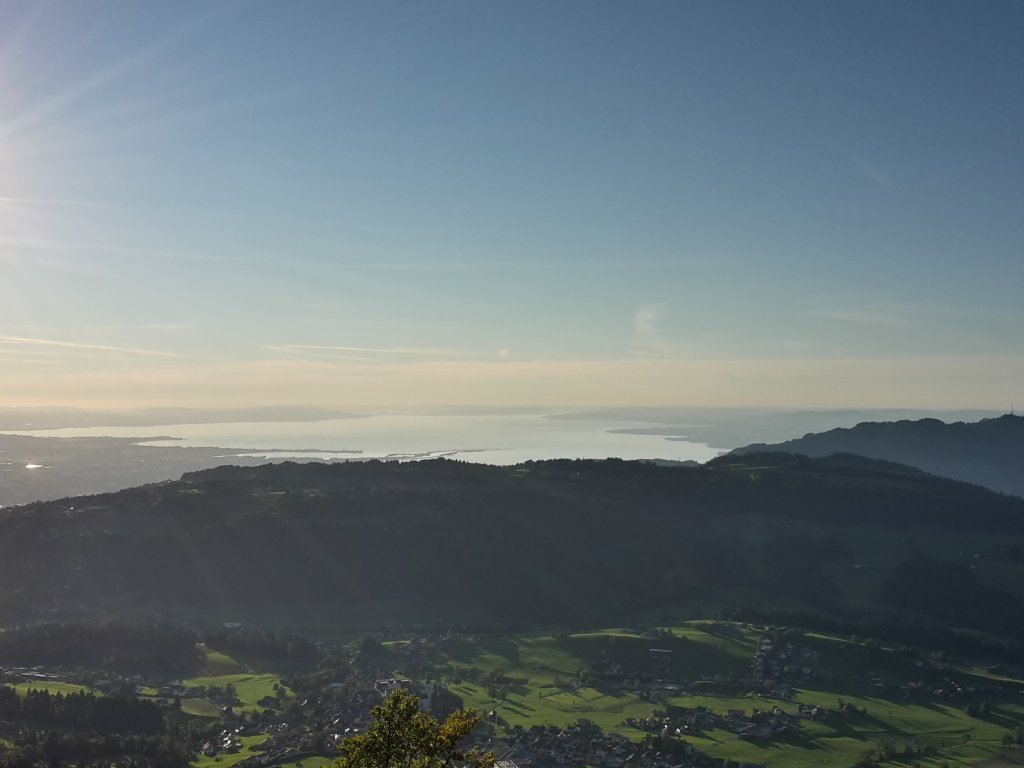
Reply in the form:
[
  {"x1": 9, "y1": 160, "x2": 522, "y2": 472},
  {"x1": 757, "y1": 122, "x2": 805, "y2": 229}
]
[
  {"x1": 0, "y1": 4, "x2": 231, "y2": 145},
  {"x1": 0, "y1": 234, "x2": 688, "y2": 278},
  {"x1": 350, "y1": 260, "x2": 688, "y2": 273},
  {"x1": 264, "y1": 348, "x2": 380, "y2": 366},
  {"x1": 3, "y1": 349, "x2": 1023, "y2": 411},
  {"x1": 0, "y1": 335, "x2": 186, "y2": 358},
  {"x1": 847, "y1": 152, "x2": 896, "y2": 190},
  {"x1": 632, "y1": 303, "x2": 675, "y2": 357},
  {"x1": 84, "y1": 323, "x2": 195, "y2": 332},
  {"x1": 0, "y1": 3, "x2": 1016, "y2": 413},
  {"x1": 277, "y1": 344, "x2": 469, "y2": 357},
  {"x1": 0, "y1": 356, "x2": 60, "y2": 366},
  {"x1": 814, "y1": 308, "x2": 909, "y2": 326},
  {"x1": 0, "y1": 196, "x2": 106, "y2": 208}
]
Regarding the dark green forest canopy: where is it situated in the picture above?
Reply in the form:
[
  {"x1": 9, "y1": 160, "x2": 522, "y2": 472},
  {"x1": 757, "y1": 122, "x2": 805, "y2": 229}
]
[{"x1": 2, "y1": 456, "x2": 1024, "y2": 639}]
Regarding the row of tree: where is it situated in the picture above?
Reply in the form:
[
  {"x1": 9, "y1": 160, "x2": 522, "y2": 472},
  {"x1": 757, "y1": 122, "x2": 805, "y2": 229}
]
[
  {"x1": 0, "y1": 688, "x2": 163, "y2": 735},
  {"x1": 0, "y1": 621, "x2": 197, "y2": 676},
  {"x1": 0, "y1": 732, "x2": 190, "y2": 768}
]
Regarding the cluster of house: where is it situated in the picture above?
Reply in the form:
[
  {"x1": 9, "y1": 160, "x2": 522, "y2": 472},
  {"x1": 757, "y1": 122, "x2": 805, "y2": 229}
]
[
  {"x1": 224, "y1": 720, "x2": 318, "y2": 767},
  {"x1": 748, "y1": 635, "x2": 819, "y2": 696},
  {"x1": 200, "y1": 725, "x2": 248, "y2": 757},
  {"x1": 473, "y1": 720, "x2": 771, "y2": 768},
  {"x1": 216, "y1": 678, "x2": 438, "y2": 767},
  {"x1": 869, "y1": 665, "x2": 1006, "y2": 703},
  {"x1": 477, "y1": 720, "x2": 670, "y2": 768},
  {"x1": 0, "y1": 666, "x2": 155, "y2": 699},
  {"x1": 626, "y1": 700, "x2": 829, "y2": 744},
  {"x1": 551, "y1": 627, "x2": 822, "y2": 704},
  {"x1": 0, "y1": 668, "x2": 71, "y2": 684}
]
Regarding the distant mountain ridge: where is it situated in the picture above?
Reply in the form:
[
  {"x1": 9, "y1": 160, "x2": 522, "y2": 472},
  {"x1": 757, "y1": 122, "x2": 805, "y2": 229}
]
[{"x1": 732, "y1": 414, "x2": 1024, "y2": 497}]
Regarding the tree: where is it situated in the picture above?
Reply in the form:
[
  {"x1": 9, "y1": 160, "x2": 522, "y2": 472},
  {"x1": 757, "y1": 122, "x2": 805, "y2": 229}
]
[{"x1": 337, "y1": 690, "x2": 492, "y2": 768}]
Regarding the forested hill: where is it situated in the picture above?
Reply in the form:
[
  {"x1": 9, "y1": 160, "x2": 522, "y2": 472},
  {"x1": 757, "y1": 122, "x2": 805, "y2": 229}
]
[
  {"x1": 731, "y1": 414, "x2": 1024, "y2": 497},
  {"x1": 3, "y1": 456, "x2": 1024, "y2": 639}
]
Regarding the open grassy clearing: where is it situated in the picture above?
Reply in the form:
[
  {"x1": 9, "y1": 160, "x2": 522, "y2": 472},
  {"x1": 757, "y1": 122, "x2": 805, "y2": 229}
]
[
  {"x1": 439, "y1": 626, "x2": 766, "y2": 739},
  {"x1": 687, "y1": 693, "x2": 1022, "y2": 768},
  {"x1": 450, "y1": 680, "x2": 657, "y2": 738},
  {"x1": 176, "y1": 647, "x2": 291, "y2": 718},
  {"x1": 178, "y1": 647, "x2": 291, "y2": 717},
  {"x1": 180, "y1": 697, "x2": 224, "y2": 718},
  {"x1": 197, "y1": 643, "x2": 248, "y2": 676},
  {"x1": 443, "y1": 624, "x2": 760, "y2": 685},
  {"x1": 182, "y1": 673, "x2": 288, "y2": 713}
]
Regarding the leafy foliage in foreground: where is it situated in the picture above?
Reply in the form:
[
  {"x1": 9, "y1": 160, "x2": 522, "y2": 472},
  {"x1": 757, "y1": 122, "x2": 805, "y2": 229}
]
[{"x1": 337, "y1": 689, "x2": 492, "y2": 768}]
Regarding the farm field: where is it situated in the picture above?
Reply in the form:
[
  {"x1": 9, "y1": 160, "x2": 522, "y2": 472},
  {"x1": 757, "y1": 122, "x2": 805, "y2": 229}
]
[
  {"x1": 177, "y1": 644, "x2": 292, "y2": 717},
  {"x1": 182, "y1": 673, "x2": 288, "y2": 714},
  {"x1": 428, "y1": 623, "x2": 1024, "y2": 768}
]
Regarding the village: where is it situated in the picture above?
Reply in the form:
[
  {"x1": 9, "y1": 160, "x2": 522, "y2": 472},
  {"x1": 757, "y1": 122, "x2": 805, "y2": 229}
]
[
  {"x1": 185, "y1": 627, "x2": 839, "y2": 768},
  {"x1": 1, "y1": 620, "x2": 1020, "y2": 768},
  {"x1": 186, "y1": 626, "x2": 1015, "y2": 768}
]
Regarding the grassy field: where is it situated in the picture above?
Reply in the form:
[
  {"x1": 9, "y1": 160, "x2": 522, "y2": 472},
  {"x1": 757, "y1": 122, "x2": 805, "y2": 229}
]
[
  {"x1": 439, "y1": 625, "x2": 767, "y2": 738},
  {"x1": 430, "y1": 623, "x2": 1024, "y2": 768},
  {"x1": 197, "y1": 643, "x2": 249, "y2": 676},
  {"x1": 180, "y1": 697, "x2": 225, "y2": 718},
  {"x1": 176, "y1": 645, "x2": 291, "y2": 718},
  {"x1": 182, "y1": 673, "x2": 288, "y2": 713}
]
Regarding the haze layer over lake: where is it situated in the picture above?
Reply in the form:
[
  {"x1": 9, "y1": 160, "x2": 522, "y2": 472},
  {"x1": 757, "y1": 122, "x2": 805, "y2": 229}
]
[{"x1": 3, "y1": 407, "x2": 1000, "y2": 468}]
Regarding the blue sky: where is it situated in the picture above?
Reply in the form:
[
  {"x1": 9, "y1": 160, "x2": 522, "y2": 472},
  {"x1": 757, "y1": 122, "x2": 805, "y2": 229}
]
[{"x1": 1, "y1": 1, "x2": 1022, "y2": 409}]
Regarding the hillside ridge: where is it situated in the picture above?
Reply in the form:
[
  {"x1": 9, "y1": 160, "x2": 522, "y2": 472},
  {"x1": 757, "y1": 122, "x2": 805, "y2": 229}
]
[
  {"x1": 732, "y1": 413, "x2": 1024, "y2": 497},
  {"x1": 3, "y1": 457, "x2": 1024, "y2": 640}
]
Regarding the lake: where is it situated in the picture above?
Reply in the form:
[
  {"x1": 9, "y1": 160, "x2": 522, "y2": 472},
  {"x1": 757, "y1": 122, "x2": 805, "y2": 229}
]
[{"x1": 4, "y1": 411, "x2": 725, "y2": 465}]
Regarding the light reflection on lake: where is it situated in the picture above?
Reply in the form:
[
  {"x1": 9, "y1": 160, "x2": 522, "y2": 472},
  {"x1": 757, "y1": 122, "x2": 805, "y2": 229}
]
[{"x1": 1, "y1": 413, "x2": 723, "y2": 465}]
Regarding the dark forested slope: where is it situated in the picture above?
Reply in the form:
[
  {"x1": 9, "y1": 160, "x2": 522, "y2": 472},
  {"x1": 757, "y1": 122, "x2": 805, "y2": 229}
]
[
  {"x1": 2, "y1": 457, "x2": 1024, "y2": 637},
  {"x1": 731, "y1": 414, "x2": 1024, "y2": 497}
]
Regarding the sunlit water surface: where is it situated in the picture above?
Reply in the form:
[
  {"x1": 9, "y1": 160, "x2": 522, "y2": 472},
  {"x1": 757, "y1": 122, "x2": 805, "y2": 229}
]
[{"x1": 5, "y1": 413, "x2": 723, "y2": 465}]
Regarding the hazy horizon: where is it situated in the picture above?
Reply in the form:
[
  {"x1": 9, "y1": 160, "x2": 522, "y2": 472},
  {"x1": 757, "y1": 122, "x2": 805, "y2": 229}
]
[{"x1": 2, "y1": 1, "x2": 1021, "y2": 411}]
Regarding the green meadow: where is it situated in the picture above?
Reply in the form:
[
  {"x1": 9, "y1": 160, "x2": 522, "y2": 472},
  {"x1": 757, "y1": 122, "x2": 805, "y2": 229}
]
[
  {"x1": 11, "y1": 681, "x2": 99, "y2": 697},
  {"x1": 181, "y1": 673, "x2": 288, "y2": 714},
  {"x1": 430, "y1": 623, "x2": 1024, "y2": 768},
  {"x1": 178, "y1": 644, "x2": 292, "y2": 717},
  {"x1": 196, "y1": 644, "x2": 249, "y2": 676}
]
